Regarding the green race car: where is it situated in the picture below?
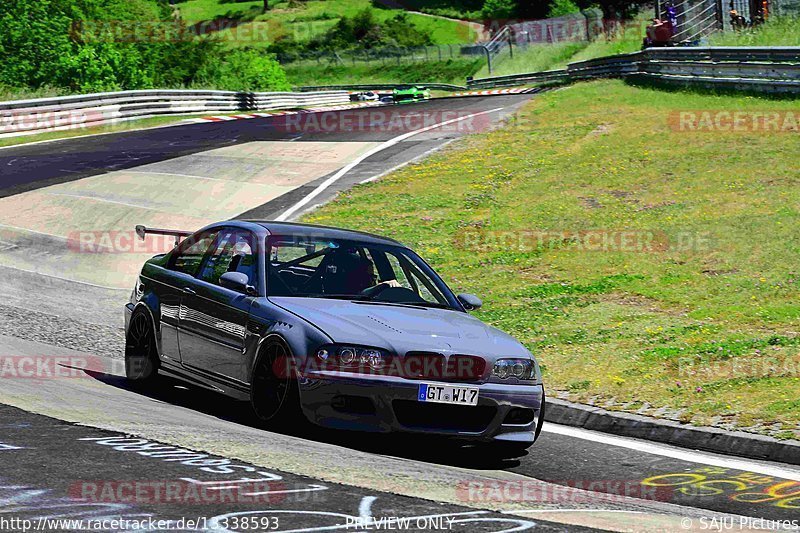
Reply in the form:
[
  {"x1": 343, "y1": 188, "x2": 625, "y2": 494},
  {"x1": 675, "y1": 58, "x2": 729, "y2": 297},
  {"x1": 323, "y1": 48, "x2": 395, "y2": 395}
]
[{"x1": 392, "y1": 85, "x2": 430, "y2": 103}]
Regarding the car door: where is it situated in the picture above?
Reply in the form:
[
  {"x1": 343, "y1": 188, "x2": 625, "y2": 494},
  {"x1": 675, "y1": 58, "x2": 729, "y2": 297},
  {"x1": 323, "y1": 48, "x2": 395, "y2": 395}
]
[
  {"x1": 157, "y1": 229, "x2": 219, "y2": 364},
  {"x1": 178, "y1": 228, "x2": 258, "y2": 384}
]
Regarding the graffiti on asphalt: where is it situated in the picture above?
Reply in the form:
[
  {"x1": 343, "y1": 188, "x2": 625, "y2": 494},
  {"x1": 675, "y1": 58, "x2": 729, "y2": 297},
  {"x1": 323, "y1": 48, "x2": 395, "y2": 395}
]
[{"x1": 643, "y1": 467, "x2": 799, "y2": 509}]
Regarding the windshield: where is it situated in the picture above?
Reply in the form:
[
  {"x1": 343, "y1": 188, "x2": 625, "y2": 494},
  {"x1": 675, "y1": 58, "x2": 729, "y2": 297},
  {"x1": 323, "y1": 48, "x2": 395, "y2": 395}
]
[{"x1": 266, "y1": 236, "x2": 459, "y2": 309}]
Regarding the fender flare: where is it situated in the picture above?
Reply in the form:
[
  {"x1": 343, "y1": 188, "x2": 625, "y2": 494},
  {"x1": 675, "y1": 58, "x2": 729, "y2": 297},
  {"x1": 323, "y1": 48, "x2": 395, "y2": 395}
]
[
  {"x1": 251, "y1": 333, "x2": 296, "y2": 382},
  {"x1": 131, "y1": 302, "x2": 160, "y2": 352}
]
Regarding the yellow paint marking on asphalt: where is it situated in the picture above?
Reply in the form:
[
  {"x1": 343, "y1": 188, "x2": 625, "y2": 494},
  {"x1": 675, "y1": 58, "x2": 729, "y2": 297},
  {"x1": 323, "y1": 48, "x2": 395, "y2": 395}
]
[{"x1": 0, "y1": 141, "x2": 379, "y2": 288}]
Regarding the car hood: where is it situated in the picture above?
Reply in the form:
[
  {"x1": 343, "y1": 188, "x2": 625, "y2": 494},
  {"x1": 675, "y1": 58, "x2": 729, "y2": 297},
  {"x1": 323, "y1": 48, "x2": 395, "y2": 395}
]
[{"x1": 270, "y1": 297, "x2": 530, "y2": 360}]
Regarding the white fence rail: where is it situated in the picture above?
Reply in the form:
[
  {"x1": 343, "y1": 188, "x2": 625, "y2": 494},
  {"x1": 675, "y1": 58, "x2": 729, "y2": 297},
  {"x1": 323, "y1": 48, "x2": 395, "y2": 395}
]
[
  {"x1": 0, "y1": 89, "x2": 351, "y2": 138},
  {"x1": 468, "y1": 46, "x2": 800, "y2": 94}
]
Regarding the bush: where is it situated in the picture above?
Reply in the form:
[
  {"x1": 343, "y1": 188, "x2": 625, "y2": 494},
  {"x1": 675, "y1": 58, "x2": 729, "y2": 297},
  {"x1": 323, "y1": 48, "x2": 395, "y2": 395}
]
[
  {"x1": 482, "y1": 0, "x2": 517, "y2": 19},
  {"x1": 307, "y1": 8, "x2": 433, "y2": 51},
  {"x1": 548, "y1": 0, "x2": 582, "y2": 18},
  {"x1": 383, "y1": 13, "x2": 433, "y2": 47},
  {"x1": 196, "y1": 49, "x2": 291, "y2": 91}
]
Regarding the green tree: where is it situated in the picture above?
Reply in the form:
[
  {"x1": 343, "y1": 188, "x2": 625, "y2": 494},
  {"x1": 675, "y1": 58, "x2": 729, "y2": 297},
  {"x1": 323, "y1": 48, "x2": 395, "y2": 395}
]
[
  {"x1": 482, "y1": 0, "x2": 517, "y2": 19},
  {"x1": 548, "y1": 0, "x2": 581, "y2": 18},
  {"x1": 197, "y1": 49, "x2": 290, "y2": 91}
]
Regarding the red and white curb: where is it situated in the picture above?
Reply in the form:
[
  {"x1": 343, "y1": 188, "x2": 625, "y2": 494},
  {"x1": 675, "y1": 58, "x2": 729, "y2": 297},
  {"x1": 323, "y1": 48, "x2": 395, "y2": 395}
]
[
  {"x1": 452, "y1": 88, "x2": 539, "y2": 96},
  {"x1": 188, "y1": 102, "x2": 384, "y2": 124}
]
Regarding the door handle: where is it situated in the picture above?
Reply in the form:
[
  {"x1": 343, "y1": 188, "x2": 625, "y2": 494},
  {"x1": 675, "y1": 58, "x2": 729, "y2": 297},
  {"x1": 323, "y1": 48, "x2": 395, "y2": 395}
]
[{"x1": 182, "y1": 287, "x2": 196, "y2": 296}]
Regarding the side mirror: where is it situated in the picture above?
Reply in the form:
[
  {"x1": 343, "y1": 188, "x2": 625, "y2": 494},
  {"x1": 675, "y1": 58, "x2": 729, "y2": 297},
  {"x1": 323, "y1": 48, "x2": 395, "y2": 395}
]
[
  {"x1": 220, "y1": 272, "x2": 256, "y2": 296},
  {"x1": 457, "y1": 293, "x2": 482, "y2": 311}
]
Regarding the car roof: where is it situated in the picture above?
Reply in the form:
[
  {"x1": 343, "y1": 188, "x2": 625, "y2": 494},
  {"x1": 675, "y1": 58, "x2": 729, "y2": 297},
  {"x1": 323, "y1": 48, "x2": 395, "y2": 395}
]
[{"x1": 243, "y1": 220, "x2": 407, "y2": 247}]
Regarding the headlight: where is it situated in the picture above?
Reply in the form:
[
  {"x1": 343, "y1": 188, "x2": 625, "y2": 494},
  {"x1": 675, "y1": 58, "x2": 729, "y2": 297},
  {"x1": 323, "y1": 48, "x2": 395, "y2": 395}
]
[
  {"x1": 315, "y1": 345, "x2": 392, "y2": 373},
  {"x1": 339, "y1": 348, "x2": 356, "y2": 365},
  {"x1": 492, "y1": 358, "x2": 535, "y2": 380}
]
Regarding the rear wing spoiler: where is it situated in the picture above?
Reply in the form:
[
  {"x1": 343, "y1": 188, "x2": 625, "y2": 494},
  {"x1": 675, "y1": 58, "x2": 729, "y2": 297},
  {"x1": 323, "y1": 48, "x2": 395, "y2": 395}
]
[{"x1": 135, "y1": 225, "x2": 192, "y2": 246}]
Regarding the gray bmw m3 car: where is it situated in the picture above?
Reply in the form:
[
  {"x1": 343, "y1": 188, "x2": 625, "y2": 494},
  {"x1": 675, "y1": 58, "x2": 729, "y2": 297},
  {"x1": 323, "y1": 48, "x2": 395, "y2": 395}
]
[{"x1": 125, "y1": 220, "x2": 545, "y2": 454}]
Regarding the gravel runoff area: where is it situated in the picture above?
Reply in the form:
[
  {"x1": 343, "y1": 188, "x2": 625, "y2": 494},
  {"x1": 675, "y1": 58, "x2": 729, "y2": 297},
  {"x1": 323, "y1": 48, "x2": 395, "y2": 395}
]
[{"x1": 0, "y1": 302, "x2": 124, "y2": 361}]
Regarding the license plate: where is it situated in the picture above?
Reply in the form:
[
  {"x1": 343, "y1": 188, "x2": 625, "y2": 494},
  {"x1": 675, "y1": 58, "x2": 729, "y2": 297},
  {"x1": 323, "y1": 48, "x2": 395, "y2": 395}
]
[{"x1": 417, "y1": 383, "x2": 479, "y2": 406}]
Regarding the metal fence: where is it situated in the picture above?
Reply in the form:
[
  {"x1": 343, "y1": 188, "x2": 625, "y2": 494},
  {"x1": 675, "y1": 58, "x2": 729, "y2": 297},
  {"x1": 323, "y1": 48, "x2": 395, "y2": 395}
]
[
  {"x1": 277, "y1": 9, "x2": 607, "y2": 77},
  {"x1": 296, "y1": 83, "x2": 466, "y2": 92},
  {"x1": 467, "y1": 46, "x2": 800, "y2": 94},
  {"x1": 660, "y1": 0, "x2": 723, "y2": 43},
  {"x1": 276, "y1": 44, "x2": 471, "y2": 67},
  {"x1": 0, "y1": 89, "x2": 351, "y2": 138},
  {"x1": 471, "y1": 10, "x2": 606, "y2": 75}
]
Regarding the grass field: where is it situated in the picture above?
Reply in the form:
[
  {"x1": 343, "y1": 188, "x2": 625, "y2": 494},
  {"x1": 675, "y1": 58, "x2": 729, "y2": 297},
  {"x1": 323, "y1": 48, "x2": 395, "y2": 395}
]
[
  {"x1": 284, "y1": 58, "x2": 481, "y2": 86},
  {"x1": 302, "y1": 80, "x2": 800, "y2": 438},
  {"x1": 475, "y1": 42, "x2": 589, "y2": 78},
  {"x1": 473, "y1": 15, "x2": 646, "y2": 79},
  {"x1": 175, "y1": 0, "x2": 478, "y2": 45},
  {"x1": 386, "y1": 0, "x2": 484, "y2": 20},
  {"x1": 562, "y1": 15, "x2": 648, "y2": 65},
  {"x1": 710, "y1": 16, "x2": 800, "y2": 46}
]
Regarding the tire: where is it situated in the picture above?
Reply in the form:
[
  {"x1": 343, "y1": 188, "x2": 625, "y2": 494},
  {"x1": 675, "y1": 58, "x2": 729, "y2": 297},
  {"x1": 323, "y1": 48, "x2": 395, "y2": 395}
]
[
  {"x1": 250, "y1": 340, "x2": 302, "y2": 426},
  {"x1": 125, "y1": 310, "x2": 159, "y2": 383}
]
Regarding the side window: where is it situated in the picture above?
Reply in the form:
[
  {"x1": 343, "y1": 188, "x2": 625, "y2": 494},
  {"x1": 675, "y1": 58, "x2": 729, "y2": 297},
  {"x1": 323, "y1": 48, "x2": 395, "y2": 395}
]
[
  {"x1": 169, "y1": 231, "x2": 218, "y2": 276},
  {"x1": 387, "y1": 251, "x2": 447, "y2": 304},
  {"x1": 272, "y1": 242, "x2": 323, "y2": 268},
  {"x1": 199, "y1": 230, "x2": 258, "y2": 289},
  {"x1": 379, "y1": 251, "x2": 412, "y2": 289},
  {"x1": 408, "y1": 268, "x2": 446, "y2": 304}
]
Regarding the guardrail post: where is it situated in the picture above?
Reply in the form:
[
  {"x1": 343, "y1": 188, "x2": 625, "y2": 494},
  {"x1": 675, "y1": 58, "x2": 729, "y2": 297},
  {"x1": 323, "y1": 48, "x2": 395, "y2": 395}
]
[{"x1": 482, "y1": 45, "x2": 493, "y2": 75}]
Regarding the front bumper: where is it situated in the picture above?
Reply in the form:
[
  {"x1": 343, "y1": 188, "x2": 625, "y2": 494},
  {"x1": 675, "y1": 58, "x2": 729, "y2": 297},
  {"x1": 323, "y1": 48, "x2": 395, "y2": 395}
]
[{"x1": 299, "y1": 371, "x2": 544, "y2": 444}]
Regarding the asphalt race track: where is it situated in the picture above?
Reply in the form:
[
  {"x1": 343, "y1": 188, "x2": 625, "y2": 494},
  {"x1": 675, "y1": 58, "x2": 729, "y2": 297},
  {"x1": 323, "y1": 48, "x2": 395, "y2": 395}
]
[{"x1": 1, "y1": 96, "x2": 799, "y2": 532}]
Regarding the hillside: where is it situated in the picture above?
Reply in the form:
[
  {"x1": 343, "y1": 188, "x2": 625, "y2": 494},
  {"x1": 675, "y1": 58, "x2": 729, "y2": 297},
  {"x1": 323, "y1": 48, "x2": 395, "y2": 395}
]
[
  {"x1": 0, "y1": 0, "x2": 289, "y2": 93},
  {"x1": 175, "y1": 0, "x2": 481, "y2": 46}
]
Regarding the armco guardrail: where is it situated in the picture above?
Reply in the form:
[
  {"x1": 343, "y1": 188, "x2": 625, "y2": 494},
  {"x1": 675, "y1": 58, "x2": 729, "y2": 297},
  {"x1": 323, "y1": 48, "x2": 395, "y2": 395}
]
[
  {"x1": 0, "y1": 89, "x2": 351, "y2": 138},
  {"x1": 468, "y1": 46, "x2": 800, "y2": 94},
  {"x1": 297, "y1": 83, "x2": 467, "y2": 92},
  {"x1": 467, "y1": 69, "x2": 569, "y2": 89}
]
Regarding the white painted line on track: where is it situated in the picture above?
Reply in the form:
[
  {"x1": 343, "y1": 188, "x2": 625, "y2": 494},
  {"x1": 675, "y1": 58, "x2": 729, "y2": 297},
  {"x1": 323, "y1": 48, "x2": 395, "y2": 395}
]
[
  {"x1": 359, "y1": 496, "x2": 377, "y2": 521},
  {"x1": 45, "y1": 191, "x2": 161, "y2": 211},
  {"x1": 275, "y1": 107, "x2": 505, "y2": 221},
  {"x1": 542, "y1": 423, "x2": 800, "y2": 481},
  {"x1": 359, "y1": 138, "x2": 458, "y2": 185},
  {"x1": 126, "y1": 170, "x2": 233, "y2": 183},
  {"x1": 0, "y1": 263, "x2": 128, "y2": 291},
  {"x1": 504, "y1": 509, "x2": 645, "y2": 514},
  {"x1": 0, "y1": 222, "x2": 68, "y2": 242}
]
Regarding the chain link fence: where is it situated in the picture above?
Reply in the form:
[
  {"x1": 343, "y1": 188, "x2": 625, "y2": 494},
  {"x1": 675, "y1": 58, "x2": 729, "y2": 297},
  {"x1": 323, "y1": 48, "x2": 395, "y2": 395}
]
[{"x1": 275, "y1": 44, "x2": 475, "y2": 67}]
